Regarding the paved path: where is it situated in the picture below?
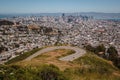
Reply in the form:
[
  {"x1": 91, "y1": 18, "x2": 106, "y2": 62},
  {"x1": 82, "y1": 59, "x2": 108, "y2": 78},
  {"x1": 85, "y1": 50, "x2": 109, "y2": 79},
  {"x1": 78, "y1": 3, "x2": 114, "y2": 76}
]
[{"x1": 25, "y1": 46, "x2": 86, "y2": 61}]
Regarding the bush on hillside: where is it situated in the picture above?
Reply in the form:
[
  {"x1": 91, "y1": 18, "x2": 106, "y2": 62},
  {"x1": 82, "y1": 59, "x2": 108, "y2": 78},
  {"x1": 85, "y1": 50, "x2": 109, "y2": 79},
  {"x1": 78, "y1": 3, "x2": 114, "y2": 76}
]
[
  {"x1": 39, "y1": 64, "x2": 68, "y2": 80},
  {"x1": 0, "y1": 64, "x2": 68, "y2": 80}
]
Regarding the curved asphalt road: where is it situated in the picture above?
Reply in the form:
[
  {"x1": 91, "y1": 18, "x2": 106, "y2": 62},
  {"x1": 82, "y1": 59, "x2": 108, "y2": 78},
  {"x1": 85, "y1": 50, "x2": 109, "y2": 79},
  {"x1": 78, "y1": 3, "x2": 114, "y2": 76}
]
[{"x1": 25, "y1": 46, "x2": 86, "y2": 61}]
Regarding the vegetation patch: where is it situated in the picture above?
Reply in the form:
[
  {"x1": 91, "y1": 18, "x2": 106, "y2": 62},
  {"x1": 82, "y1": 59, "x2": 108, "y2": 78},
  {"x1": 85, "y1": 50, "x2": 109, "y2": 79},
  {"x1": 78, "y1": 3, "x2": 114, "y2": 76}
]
[
  {"x1": 85, "y1": 44, "x2": 120, "y2": 69},
  {"x1": 3, "y1": 48, "x2": 120, "y2": 80},
  {"x1": 56, "y1": 49, "x2": 75, "y2": 58},
  {"x1": 60, "y1": 52, "x2": 120, "y2": 80},
  {"x1": 5, "y1": 48, "x2": 44, "y2": 64},
  {"x1": 74, "y1": 53, "x2": 118, "y2": 74},
  {"x1": 0, "y1": 64, "x2": 68, "y2": 80},
  {"x1": 35, "y1": 54, "x2": 51, "y2": 59}
]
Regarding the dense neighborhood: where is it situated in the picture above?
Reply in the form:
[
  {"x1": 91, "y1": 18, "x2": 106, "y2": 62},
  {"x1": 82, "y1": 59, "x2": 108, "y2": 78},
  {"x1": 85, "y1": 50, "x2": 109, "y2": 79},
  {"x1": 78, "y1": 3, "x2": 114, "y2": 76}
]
[{"x1": 0, "y1": 14, "x2": 120, "y2": 63}]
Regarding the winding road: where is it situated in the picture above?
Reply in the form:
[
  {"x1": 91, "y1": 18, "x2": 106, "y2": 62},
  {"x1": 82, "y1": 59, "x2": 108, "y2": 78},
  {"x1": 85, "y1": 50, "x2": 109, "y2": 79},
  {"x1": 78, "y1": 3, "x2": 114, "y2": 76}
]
[{"x1": 25, "y1": 46, "x2": 86, "y2": 61}]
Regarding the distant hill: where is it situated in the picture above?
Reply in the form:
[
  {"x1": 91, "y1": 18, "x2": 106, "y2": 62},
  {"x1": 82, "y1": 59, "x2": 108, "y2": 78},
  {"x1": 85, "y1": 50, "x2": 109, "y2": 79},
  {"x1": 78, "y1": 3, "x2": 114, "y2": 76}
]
[
  {"x1": 0, "y1": 12, "x2": 120, "y2": 19},
  {"x1": 61, "y1": 12, "x2": 120, "y2": 19},
  {"x1": 79, "y1": 12, "x2": 120, "y2": 19},
  {"x1": 0, "y1": 20, "x2": 14, "y2": 26}
]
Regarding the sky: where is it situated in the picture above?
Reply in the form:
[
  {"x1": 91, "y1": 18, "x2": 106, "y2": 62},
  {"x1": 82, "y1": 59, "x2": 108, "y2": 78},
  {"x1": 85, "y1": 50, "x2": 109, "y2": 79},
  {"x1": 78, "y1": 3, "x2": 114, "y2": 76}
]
[{"x1": 0, "y1": 0, "x2": 120, "y2": 13}]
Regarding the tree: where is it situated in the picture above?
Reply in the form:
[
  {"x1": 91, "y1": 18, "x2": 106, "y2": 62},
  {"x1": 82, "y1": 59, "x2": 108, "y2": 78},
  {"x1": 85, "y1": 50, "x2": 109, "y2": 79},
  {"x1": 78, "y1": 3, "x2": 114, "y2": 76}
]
[
  {"x1": 85, "y1": 44, "x2": 95, "y2": 52},
  {"x1": 116, "y1": 57, "x2": 120, "y2": 69},
  {"x1": 95, "y1": 44, "x2": 106, "y2": 54},
  {"x1": 107, "y1": 46, "x2": 119, "y2": 68},
  {"x1": 39, "y1": 65, "x2": 68, "y2": 80},
  {"x1": 14, "y1": 43, "x2": 20, "y2": 48},
  {"x1": 0, "y1": 46, "x2": 4, "y2": 53},
  {"x1": 107, "y1": 46, "x2": 118, "y2": 61}
]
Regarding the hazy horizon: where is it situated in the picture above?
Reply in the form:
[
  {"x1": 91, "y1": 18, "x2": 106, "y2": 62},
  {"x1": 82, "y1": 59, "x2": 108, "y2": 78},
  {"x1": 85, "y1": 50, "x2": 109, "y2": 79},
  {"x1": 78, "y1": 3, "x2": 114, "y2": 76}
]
[{"x1": 1, "y1": 12, "x2": 120, "y2": 14}]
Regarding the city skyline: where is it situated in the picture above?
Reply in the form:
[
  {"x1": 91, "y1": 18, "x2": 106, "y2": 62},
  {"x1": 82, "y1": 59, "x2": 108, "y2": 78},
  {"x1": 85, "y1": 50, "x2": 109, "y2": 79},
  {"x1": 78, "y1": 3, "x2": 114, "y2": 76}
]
[{"x1": 0, "y1": 0, "x2": 120, "y2": 14}]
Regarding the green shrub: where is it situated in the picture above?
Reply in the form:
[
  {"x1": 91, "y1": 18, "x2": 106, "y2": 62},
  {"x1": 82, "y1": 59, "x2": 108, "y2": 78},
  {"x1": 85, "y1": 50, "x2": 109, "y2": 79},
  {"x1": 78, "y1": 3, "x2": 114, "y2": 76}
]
[
  {"x1": 39, "y1": 64, "x2": 68, "y2": 80},
  {"x1": 0, "y1": 64, "x2": 68, "y2": 80},
  {"x1": 74, "y1": 53, "x2": 118, "y2": 75}
]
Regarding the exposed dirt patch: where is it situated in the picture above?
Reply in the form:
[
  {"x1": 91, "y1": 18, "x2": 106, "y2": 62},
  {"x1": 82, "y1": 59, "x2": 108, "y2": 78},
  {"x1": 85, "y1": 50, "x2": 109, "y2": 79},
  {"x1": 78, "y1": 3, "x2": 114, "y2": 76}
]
[{"x1": 16, "y1": 49, "x2": 78, "y2": 70}]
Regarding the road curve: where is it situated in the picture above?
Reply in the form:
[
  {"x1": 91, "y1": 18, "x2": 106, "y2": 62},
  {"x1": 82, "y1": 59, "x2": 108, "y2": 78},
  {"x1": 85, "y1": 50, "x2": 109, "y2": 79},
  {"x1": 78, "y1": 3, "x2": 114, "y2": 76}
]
[{"x1": 25, "y1": 46, "x2": 86, "y2": 61}]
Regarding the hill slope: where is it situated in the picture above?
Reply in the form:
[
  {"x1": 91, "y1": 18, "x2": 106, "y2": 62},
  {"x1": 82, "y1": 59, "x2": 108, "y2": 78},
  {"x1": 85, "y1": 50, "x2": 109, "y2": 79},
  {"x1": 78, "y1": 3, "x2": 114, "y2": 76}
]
[{"x1": 1, "y1": 49, "x2": 120, "y2": 80}]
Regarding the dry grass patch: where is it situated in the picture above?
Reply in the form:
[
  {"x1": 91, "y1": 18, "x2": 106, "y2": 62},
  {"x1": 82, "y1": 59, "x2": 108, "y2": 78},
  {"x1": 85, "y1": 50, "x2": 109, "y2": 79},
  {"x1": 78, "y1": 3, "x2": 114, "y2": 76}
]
[{"x1": 16, "y1": 49, "x2": 77, "y2": 70}]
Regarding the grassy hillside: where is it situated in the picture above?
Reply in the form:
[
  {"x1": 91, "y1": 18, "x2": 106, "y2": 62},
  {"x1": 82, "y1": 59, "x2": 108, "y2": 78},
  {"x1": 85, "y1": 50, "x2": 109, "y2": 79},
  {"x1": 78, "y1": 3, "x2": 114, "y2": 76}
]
[
  {"x1": 1, "y1": 49, "x2": 120, "y2": 80},
  {"x1": 67, "y1": 53, "x2": 120, "y2": 80},
  {"x1": 5, "y1": 47, "x2": 44, "y2": 64}
]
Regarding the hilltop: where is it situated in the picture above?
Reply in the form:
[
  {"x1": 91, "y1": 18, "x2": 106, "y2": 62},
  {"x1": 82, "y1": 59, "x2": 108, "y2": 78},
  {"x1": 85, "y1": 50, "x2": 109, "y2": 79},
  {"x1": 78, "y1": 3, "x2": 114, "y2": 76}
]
[{"x1": 1, "y1": 48, "x2": 120, "y2": 80}]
